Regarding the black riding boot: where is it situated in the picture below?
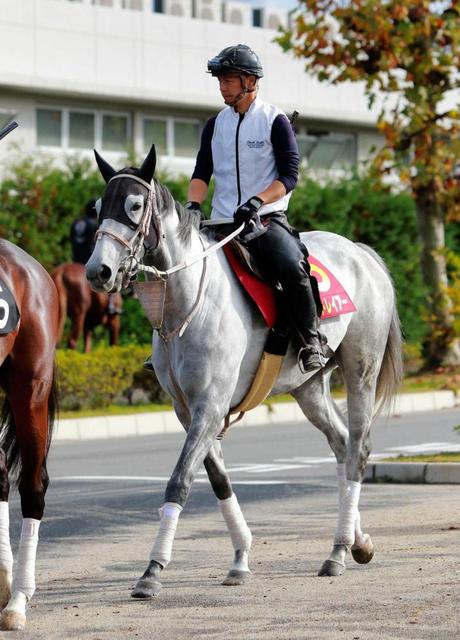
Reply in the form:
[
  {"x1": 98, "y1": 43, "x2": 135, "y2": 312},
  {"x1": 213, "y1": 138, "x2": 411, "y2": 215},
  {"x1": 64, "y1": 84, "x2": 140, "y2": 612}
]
[{"x1": 285, "y1": 270, "x2": 328, "y2": 373}]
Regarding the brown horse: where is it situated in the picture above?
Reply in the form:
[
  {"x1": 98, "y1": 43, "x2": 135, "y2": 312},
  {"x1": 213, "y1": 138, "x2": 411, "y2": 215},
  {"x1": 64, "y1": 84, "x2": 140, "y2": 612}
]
[
  {"x1": 0, "y1": 238, "x2": 59, "y2": 631},
  {"x1": 51, "y1": 262, "x2": 122, "y2": 352}
]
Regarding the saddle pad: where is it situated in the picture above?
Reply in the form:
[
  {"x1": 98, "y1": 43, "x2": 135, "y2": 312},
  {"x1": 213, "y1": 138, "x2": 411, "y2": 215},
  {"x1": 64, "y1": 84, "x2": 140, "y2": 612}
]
[
  {"x1": 0, "y1": 280, "x2": 20, "y2": 335},
  {"x1": 223, "y1": 244, "x2": 277, "y2": 328},
  {"x1": 308, "y1": 256, "x2": 357, "y2": 320},
  {"x1": 223, "y1": 245, "x2": 356, "y2": 325}
]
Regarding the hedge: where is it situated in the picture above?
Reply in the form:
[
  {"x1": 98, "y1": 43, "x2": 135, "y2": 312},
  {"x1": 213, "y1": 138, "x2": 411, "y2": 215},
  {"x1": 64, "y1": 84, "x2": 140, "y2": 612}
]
[
  {"x1": 56, "y1": 344, "x2": 169, "y2": 410},
  {"x1": 1, "y1": 154, "x2": 458, "y2": 344}
]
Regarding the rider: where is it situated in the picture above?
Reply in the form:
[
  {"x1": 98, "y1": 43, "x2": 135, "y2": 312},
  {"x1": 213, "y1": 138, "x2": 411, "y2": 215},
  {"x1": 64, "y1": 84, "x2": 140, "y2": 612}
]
[
  {"x1": 185, "y1": 44, "x2": 327, "y2": 372},
  {"x1": 70, "y1": 200, "x2": 121, "y2": 315}
]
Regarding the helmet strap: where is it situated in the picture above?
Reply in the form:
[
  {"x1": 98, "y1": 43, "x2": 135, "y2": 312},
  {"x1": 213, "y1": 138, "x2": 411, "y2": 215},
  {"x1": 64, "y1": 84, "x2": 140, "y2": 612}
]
[{"x1": 225, "y1": 75, "x2": 257, "y2": 108}]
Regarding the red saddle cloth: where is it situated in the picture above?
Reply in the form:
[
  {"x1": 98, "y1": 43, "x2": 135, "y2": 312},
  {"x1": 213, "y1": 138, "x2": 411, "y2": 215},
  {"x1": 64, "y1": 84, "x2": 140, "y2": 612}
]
[{"x1": 223, "y1": 245, "x2": 356, "y2": 328}]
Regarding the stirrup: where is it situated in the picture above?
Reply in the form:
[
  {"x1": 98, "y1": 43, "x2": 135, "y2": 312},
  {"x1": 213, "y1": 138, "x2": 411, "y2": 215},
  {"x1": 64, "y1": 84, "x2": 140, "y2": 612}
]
[{"x1": 297, "y1": 344, "x2": 327, "y2": 374}]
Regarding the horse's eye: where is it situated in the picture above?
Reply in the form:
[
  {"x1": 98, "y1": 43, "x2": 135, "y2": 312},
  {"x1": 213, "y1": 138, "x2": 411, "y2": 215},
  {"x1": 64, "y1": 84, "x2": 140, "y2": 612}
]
[{"x1": 132, "y1": 202, "x2": 142, "y2": 211}]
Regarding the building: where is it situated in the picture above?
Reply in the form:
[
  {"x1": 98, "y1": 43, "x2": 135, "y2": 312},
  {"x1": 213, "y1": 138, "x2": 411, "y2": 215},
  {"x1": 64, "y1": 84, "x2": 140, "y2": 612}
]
[{"x1": 0, "y1": 0, "x2": 382, "y2": 178}]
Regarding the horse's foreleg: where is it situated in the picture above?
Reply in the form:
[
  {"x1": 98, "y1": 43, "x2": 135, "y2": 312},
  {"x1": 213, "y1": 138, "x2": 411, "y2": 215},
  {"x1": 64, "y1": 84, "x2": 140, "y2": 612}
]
[
  {"x1": 1, "y1": 384, "x2": 50, "y2": 631},
  {"x1": 204, "y1": 443, "x2": 252, "y2": 585},
  {"x1": 131, "y1": 415, "x2": 217, "y2": 599},
  {"x1": 0, "y1": 452, "x2": 13, "y2": 610}
]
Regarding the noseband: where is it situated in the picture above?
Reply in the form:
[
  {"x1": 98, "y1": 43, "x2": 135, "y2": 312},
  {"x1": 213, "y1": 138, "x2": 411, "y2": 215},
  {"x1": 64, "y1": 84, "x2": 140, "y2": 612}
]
[{"x1": 94, "y1": 173, "x2": 161, "y2": 287}]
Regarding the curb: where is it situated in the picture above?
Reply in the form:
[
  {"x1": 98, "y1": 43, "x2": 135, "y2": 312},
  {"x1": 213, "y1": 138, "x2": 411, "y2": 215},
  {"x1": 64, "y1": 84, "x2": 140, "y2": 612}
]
[
  {"x1": 53, "y1": 389, "x2": 457, "y2": 442},
  {"x1": 364, "y1": 462, "x2": 460, "y2": 484}
]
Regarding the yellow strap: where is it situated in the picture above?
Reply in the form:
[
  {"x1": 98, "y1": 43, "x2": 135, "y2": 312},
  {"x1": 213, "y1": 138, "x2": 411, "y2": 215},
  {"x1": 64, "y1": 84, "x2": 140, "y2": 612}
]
[{"x1": 230, "y1": 351, "x2": 284, "y2": 414}]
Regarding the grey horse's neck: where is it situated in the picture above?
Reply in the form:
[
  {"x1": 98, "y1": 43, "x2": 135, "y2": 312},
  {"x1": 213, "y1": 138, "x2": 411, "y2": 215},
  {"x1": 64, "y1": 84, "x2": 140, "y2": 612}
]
[{"x1": 152, "y1": 199, "x2": 211, "y2": 337}]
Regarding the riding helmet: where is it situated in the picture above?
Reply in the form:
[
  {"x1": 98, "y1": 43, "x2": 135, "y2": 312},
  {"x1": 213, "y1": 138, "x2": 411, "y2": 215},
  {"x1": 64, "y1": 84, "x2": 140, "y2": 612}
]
[{"x1": 207, "y1": 44, "x2": 264, "y2": 78}]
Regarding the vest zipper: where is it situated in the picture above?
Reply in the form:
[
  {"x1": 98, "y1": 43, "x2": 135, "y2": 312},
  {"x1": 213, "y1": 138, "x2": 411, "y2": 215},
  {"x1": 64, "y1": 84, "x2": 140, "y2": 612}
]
[{"x1": 235, "y1": 113, "x2": 245, "y2": 206}]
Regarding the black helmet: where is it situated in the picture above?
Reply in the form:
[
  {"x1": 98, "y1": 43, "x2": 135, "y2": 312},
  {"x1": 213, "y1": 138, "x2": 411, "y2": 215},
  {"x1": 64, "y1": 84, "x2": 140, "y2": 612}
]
[{"x1": 207, "y1": 44, "x2": 263, "y2": 78}]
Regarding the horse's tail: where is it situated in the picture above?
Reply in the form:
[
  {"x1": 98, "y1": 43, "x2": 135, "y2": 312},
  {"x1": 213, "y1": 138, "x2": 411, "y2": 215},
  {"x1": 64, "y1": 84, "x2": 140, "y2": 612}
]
[
  {"x1": 0, "y1": 364, "x2": 58, "y2": 486},
  {"x1": 51, "y1": 267, "x2": 67, "y2": 341},
  {"x1": 356, "y1": 243, "x2": 404, "y2": 416}
]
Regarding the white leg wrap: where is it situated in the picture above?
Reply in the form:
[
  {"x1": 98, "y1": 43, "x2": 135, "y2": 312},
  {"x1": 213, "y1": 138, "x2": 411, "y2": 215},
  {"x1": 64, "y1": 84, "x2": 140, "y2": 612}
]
[
  {"x1": 334, "y1": 481, "x2": 361, "y2": 546},
  {"x1": 149, "y1": 502, "x2": 182, "y2": 568},
  {"x1": 219, "y1": 494, "x2": 252, "y2": 552},
  {"x1": 11, "y1": 519, "x2": 40, "y2": 600},
  {"x1": 0, "y1": 502, "x2": 13, "y2": 574}
]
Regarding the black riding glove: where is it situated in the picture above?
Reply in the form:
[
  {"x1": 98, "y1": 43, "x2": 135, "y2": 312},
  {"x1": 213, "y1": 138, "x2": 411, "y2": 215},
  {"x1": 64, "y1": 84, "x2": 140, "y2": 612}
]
[
  {"x1": 184, "y1": 200, "x2": 202, "y2": 212},
  {"x1": 234, "y1": 196, "x2": 267, "y2": 243},
  {"x1": 234, "y1": 196, "x2": 264, "y2": 227},
  {"x1": 184, "y1": 200, "x2": 204, "y2": 221}
]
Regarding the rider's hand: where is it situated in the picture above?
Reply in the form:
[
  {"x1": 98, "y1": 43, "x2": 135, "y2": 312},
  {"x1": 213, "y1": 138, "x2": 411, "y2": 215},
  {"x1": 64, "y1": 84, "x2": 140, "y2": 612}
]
[
  {"x1": 234, "y1": 196, "x2": 264, "y2": 227},
  {"x1": 184, "y1": 200, "x2": 202, "y2": 213}
]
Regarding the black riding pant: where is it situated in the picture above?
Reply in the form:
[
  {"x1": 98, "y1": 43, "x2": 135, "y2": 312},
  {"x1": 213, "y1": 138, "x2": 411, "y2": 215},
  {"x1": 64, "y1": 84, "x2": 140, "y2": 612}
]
[{"x1": 246, "y1": 213, "x2": 319, "y2": 344}]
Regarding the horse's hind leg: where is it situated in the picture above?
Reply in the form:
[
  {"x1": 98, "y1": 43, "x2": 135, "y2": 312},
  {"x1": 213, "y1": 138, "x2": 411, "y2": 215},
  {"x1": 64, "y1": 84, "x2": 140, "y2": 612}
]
[
  {"x1": 0, "y1": 451, "x2": 13, "y2": 609},
  {"x1": 292, "y1": 370, "x2": 366, "y2": 576},
  {"x1": 0, "y1": 380, "x2": 50, "y2": 631},
  {"x1": 204, "y1": 441, "x2": 252, "y2": 586}
]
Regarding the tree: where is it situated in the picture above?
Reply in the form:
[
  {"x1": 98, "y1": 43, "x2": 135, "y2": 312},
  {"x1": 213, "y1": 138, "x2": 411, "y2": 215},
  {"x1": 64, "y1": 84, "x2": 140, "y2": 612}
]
[{"x1": 279, "y1": 0, "x2": 460, "y2": 368}]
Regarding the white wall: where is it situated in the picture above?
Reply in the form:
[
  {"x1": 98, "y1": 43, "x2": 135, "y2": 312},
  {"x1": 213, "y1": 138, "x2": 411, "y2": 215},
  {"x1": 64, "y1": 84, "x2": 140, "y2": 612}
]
[{"x1": 0, "y1": 0, "x2": 379, "y2": 125}]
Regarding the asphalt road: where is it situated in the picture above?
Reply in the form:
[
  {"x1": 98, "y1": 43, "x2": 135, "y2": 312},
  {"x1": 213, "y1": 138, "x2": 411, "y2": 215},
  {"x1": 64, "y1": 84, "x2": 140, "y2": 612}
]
[{"x1": 2, "y1": 408, "x2": 459, "y2": 639}]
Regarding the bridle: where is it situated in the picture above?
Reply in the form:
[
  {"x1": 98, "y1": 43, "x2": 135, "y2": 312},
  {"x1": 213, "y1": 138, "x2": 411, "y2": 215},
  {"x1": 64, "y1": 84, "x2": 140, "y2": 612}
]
[
  {"x1": 94, "y1": 173, "x2": 244, "y2": 339},
  {"x1": 94, "y1": 173, "x2": 161, "y2": 288}
]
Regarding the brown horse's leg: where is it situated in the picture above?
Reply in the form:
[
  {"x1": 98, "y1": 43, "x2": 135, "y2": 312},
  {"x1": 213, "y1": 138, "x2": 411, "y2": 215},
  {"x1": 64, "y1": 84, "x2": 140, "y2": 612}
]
[
  {"x1": 68, "y1": 309, "x2": 85, "y2": 350},
  {"x1": 0, "y1": 378, "x2": 50, "y2": 631},
  {"x1": 108, "y1": 315, "x2": 120, "y2": 346},
  {"x1": 84, "y1": 326, "x2": 92, "y2": 353},
  {"x1": 0, "y1": 450, "x2": 12, "y2": 610}
]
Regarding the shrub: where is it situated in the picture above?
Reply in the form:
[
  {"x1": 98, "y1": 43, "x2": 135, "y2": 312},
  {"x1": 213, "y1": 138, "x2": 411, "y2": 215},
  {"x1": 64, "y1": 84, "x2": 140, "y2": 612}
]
[{"x1": 56, "y1": 344, "x2": 167, "y2": 410}]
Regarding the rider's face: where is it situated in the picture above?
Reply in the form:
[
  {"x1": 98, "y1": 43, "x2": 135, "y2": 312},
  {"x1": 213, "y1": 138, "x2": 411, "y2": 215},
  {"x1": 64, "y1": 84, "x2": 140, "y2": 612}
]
[{"x1": 217, "y1": 74, "x2": 243, "y2": 105}]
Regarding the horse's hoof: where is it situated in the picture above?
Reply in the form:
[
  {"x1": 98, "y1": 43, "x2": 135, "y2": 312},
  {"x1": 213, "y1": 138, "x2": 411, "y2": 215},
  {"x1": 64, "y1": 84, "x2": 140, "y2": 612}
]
[
  {"x1": 0, "y1": 570, "x2": 12, "y2": 610},
  {"x1": 0, "y1": 610, "x2": 26, "y2": 630},
  {"x1": 351, "y1": 534, "x2": 374, "y2": 564},
  {"x1": 318, "y1": 559, "x2": 345, "y2": 577},
  {"x1": 131, "y1": 578, "x2": 162, "y2": 599},
  {"x1": 222, "y1": 570, "x2": 251, "y2": 586}
]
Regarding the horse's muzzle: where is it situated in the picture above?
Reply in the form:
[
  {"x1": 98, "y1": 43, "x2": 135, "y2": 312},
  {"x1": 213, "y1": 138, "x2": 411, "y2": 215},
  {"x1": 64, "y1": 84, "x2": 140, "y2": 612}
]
[{"x1": 86, "y1": 262, "x2": 119, "y2": 293}]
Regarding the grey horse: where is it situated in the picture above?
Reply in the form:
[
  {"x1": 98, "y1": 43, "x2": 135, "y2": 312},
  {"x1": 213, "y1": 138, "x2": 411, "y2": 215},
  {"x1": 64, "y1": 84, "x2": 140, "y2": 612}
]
[{"x1": 86, "y1": 145, "x2": 403, "y2": 598}]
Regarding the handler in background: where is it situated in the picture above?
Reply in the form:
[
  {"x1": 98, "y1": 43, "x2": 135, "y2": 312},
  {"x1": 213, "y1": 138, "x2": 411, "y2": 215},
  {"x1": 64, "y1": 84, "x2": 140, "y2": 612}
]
[
  {"x1": 186, "y1": 44, "x2": 327, "y2": 372},
  {"x1": 70, "y1": 200, "x2": 121, "y2": 315}
]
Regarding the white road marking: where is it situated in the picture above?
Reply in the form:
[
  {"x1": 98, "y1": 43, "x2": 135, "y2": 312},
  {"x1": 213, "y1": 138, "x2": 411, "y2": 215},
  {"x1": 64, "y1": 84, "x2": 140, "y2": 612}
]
[
  {"x1": 53, "y1": 475, "x2": 286, "y2": 486},
  {"x1": 385, "y1": 442, "x2": 460, "y2": 454}
]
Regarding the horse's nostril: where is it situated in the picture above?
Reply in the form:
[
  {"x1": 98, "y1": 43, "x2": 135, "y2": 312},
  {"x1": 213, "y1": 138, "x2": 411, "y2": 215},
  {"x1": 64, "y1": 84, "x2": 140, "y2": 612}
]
[{"x1": 99, "y1": 265, "x2": 112, "y2": 282}]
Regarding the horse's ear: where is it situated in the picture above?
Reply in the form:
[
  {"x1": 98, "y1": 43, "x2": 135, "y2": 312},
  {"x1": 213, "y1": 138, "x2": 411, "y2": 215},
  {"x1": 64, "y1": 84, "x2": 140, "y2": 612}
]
[
  {"x1": 94, "y1": 149, "x2": 116, "y2": 183},
  {"x1": 139, "y1": 144, "x2": 156, "y2": 184}
]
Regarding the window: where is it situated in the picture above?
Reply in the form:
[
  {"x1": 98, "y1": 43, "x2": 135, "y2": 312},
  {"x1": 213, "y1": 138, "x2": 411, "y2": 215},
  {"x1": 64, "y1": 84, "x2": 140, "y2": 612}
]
[
  {"x1": 35, "y1": 106, "x2": 131, "y2": 152},
  {"x1": 297, "y1": 131, "x2": 357, "y2": 170},
  {"x1": 122, "y1": 0, "x2": 143, "y2": 9},
  {"x1": 102, "y1": 113, "x2": 129, "y2": 152},
  {"x1": 252, "y1": 8, "x2": 263, "y2": 27},
  {"x1": 174, "y1": 121, "x2": 199, "y2": 157},
  {"x1": 36, "y1": 109, "x2": 62, "y2": 147},
  {"x1": 143, "y1": 118, "x2": 167, "y2": 155},
  {"x1": 153, "y1": 0, "x2": 164, "y2": 11},
  {"x1": 69, "y1": 111, "x2": 95, "y2": 149}
]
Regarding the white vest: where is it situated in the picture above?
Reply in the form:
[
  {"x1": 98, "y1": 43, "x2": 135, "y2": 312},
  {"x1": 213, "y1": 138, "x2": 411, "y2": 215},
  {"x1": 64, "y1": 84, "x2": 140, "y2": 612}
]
[{"x1": 210, "y1": 98, "x2": 292, "y2": 219}]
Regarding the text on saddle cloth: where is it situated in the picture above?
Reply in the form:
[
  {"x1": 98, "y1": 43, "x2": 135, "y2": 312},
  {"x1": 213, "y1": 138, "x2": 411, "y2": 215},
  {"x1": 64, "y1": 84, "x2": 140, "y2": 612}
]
[
  {"x1": 223, "y1": 245, "x2": 356, "y2": 325},
  {"x1": 0, "y1": 280, "x2": 20, "y2": 335}
]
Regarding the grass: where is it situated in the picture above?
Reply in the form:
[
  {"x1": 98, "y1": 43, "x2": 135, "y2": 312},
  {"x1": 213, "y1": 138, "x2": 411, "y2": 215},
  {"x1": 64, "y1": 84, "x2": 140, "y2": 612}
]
[{"x1": 381, "y1": 452, "x2": 460, "y2": 463}]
